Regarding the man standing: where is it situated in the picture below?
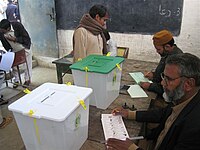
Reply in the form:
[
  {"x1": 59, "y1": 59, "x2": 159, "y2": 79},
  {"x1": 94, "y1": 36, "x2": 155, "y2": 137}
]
[
  {"x1": 6, "y1": 0, "x2": 20, "y2": 22},
  {"x1": 140, "y1": 30, "x2": 183, "y2": 98},
  {"x1": 107, "y1": 53, "x2": 200, "y2": 150},
  {"x1": 73, "y1": 4, "x2": 109, "y2": 62}
]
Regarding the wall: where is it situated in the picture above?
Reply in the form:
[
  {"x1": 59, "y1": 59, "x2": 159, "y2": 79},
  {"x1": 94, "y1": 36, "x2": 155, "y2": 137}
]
[{"x1": 57, "y1": 0, "x2": 200, "y2": 62}]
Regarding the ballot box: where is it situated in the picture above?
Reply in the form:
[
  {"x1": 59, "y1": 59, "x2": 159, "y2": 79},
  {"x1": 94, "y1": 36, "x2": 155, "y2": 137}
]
[
  {"x1": 8, "y1": 83, "x2": 92, "y2": 150},
  {"x1": 70, "y1": 55, "x2": 124, "y2": 109}
]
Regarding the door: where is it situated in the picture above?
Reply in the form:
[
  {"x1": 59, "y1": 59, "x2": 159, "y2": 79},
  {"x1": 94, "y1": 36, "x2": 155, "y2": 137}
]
[{"x1": 18, "y1": 0, "x2": 58, "y2": 57}]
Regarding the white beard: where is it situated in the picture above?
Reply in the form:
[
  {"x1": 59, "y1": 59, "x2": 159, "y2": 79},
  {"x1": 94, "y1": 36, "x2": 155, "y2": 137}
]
[{"x1": 163, "y1": 92, "x2": 171, "y2": 102}]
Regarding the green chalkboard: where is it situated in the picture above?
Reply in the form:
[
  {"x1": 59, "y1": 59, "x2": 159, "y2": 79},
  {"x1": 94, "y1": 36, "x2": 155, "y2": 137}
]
[{"x1": 55, "y1": 0, "x2": 184, "y2": 35}]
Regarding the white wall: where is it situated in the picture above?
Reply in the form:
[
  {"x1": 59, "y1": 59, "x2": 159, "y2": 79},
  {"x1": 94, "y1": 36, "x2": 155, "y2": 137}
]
[{"x1": 57, "y1": 0, "x2": 200, "y2": 62}]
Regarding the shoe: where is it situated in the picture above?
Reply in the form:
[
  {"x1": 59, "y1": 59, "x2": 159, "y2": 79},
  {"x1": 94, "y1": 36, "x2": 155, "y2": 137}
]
[
  {"x1": 22, "y1": 80, "x2": 31, "y2": 88},
  {"x1": 13, "y1": 81, "x2": 19, "y2": 88},
  {"x1": 0, "y1": 116, "x2": 13, "y2": 128}
]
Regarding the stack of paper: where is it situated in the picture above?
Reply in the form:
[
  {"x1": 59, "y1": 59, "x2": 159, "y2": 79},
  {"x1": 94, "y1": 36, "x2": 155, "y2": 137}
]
[
  {"x1": 101, "y1": 114, "x2": 129, "y2": 140},
  {"x1": 127, "y1": 85, "x2": 148, "y2": 98},
  {"x1": 129, "y1": 72, "x2": 152, "y2": 84}
]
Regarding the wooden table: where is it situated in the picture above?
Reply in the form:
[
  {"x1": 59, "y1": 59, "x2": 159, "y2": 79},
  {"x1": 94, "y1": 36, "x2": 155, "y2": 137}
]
[
  {"x1": 52, "y1": 56, "x2": 73, "y2": 84},
  {"x1": 80, "y1": 58, "x2": 158, "y2": 149}
]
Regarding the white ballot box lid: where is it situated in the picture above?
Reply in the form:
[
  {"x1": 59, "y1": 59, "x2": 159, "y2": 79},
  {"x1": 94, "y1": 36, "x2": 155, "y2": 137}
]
[{"x1": 8, "y1": 83, "x2": 93, "y2": 122}]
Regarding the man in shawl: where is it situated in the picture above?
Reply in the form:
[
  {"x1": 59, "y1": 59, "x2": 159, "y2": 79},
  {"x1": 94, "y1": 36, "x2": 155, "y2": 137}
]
[{"x1": 73, "y1": 4, "x2": 109, "y2": 62}]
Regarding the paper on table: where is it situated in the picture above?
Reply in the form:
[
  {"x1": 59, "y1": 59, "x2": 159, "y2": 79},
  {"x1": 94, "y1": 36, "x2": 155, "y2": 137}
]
[
  {"x1": 101, "y1": 114, "x2": 129, "y2": 141},
  {"x1": 129, "y1": 72, "x2": 152, "y2": 84},
  {"x1": 127, "y1": 85, "x2": 148, "y2": 98}
]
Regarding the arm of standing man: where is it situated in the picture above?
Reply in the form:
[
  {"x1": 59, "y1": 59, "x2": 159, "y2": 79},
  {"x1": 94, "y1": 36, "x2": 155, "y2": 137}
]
[{"x1": 73, "y1": 28, "x2": 87, "y2": 62}]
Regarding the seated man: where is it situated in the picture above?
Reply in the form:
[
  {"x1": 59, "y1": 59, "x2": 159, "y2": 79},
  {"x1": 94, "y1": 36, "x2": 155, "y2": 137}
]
[
  {"x1": 73, "y1": 4, "x2": 109, "y2": 62},
  {"x1": 140, "y1": 30, "x2": 183, "y2": 99},
  {"x1": 107, "y1": 53, "x2": 200, "y2": 150}
]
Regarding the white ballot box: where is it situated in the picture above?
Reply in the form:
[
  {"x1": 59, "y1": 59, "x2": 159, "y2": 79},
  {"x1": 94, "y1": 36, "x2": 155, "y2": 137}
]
[
  {"x1": 8, "y1": 83, "x2": 92, "y2": 150},
  {"x1": 70, "y1": 55, "x2": 124, "y2": 109}
]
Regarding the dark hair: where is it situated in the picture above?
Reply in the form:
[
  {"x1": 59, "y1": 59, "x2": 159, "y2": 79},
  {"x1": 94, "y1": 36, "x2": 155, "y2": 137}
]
[
  {"x1": 89, "y1": 4, "x2": 108, "y2": 19},
  {"x1": 165, "y1": 38, "x2": 174, "y2": 47},
  {"x1": 8, "y1": 0, "x2": 14, "y2": 2},
  {"x1": 166, "y1": 53, "x2": 200, "y2": 86},
  {"x1": 0, "y1": 19, "x2": 11, "y2": 30}
]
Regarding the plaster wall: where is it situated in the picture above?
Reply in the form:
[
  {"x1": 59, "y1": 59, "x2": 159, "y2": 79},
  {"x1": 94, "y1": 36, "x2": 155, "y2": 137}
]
[{"x1": 57, "y1": 0, "x2": 200, "y2": 62}]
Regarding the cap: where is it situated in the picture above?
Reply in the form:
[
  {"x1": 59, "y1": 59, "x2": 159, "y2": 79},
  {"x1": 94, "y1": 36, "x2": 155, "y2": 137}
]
[{"x1": 153, "y1": 30, "x2": 173, "y2": 46}]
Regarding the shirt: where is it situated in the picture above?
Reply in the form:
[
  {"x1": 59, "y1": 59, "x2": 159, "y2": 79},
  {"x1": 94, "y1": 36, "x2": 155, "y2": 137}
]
[{"x1": 73, "y1": 27, "x2": 103, "y2": 62}]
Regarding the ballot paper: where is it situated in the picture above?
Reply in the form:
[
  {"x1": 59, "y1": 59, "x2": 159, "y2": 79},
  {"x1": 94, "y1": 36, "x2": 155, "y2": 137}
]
[
  {"x1": 127, "y1": 85, "x2": 148, "y2": 98},
  {"x1": 129, "y1": 72, "x2": 152, "y2": 84},
  {"x1": 101, "y1": 114, "x2": 129, "y2": 141}
]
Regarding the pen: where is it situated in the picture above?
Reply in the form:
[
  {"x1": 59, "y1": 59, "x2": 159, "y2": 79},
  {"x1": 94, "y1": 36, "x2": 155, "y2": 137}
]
[
  {"x1": 129, "y1": 136, "x2": 144, "y2": 140},
  {"x1": 101, "y1": 136, "x2": 144, "y2": 144},
  {"x1": 144, "y1": 68, "x2": 155, "y2": 77},
  {"x1": 144, "y1": 71, "x2": 151, "y2": 76}
]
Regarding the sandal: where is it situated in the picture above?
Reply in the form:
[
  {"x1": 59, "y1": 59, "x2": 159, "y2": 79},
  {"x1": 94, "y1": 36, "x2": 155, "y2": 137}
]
[{"x1": 0, "y1": 116, "x2": 13, "y2": 129}]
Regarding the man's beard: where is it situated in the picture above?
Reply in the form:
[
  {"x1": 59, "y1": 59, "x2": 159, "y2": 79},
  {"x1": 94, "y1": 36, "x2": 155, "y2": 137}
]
[
  {"x1": 163, "y1": 80, "x2": 185, "y2": 104},
  {"x1": 160, "y1": 49, "x2": 168, "y2": 57}
]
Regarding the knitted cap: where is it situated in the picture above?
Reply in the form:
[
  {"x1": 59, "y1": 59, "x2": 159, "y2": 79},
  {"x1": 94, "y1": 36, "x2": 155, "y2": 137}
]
[{"x1": 153, "y1": 30, "x2": 173, "y2": 46}]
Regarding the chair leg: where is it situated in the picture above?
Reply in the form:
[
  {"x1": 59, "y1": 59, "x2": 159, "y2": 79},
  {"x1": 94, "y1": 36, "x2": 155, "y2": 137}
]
[
  {"x1": 17, "y1": 66, "x2": 22, "y2": 84},
  {"x1": 3, "y1": 71, "x2": 8, "y2": 87},
  {"x1": 5, "y1": 80, "x2": 8, "y2": 87}
]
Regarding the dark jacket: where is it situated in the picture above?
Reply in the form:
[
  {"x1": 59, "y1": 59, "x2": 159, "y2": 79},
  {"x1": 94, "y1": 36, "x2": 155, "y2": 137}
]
[
  {"x1": 148, "y1": 45, "x2": 183, "y2": 96},
  {"x1": 136, "y1": 89, "x2": 200, "y2": 150},
  {"x1": 11, "y1": 22, "x2": 31, "y2": 49}
]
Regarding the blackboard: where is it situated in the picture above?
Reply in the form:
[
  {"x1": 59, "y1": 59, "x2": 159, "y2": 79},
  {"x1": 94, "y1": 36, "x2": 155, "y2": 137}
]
[{"x1": 55, "y1": 0, "x2": 184, "y2": 35}]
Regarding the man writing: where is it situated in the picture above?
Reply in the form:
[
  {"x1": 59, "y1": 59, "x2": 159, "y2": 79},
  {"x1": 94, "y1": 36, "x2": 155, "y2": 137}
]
[
  {"x1": 107, "y1": 53, "x2": 200, "y2": 150},
  {"x1": 73, "y1": 4, "x2": 109, "y2": 62},
  {"x1": 140, "y1": 30, "x2": 182, "y2": 98}
]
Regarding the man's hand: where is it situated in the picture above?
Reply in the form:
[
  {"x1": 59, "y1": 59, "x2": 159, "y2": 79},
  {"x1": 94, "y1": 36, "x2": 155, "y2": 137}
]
[
  {"x1": 4, "y1": 34, "x2": 16, "y2": 42},
  {"x1": 144, "y1": 71, "x2": 153, "y2": 80},
  {"x1": 106, "y1": 138, "x2": 137, "y2": 150},
  {"x1": 112, "y1": 107, "x2": 129, "y2": 118},
  {"x1": 139, "y1": 82, "x2": 151, "y2": 90}
]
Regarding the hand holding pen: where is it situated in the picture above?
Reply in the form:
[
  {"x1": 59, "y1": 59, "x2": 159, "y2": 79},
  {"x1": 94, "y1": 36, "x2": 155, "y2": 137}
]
[
  {"x1": 112, "y1": 107, "x2": 129, "y2": 118},
  {"x1": 144, "y1": 70, "x2": 154, "y2": 79}
]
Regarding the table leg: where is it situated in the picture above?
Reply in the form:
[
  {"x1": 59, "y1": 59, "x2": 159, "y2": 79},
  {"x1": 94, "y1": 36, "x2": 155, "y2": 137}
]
[{"x1": 56, "y1": 65, "x2": 63, "y2": 84}]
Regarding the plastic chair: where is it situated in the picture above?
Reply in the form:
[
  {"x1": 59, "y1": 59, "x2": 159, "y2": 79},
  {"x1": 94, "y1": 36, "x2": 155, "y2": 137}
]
[
  {"x1": 12, "y1": 49, "x2": 30, "y2": 85},
  {"x1": 117, "y1": 47, "x2": 129, "y2": 58}
]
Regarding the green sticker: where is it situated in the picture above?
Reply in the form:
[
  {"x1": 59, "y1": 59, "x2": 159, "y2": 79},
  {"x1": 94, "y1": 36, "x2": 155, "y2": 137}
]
[{"x1": 75, "y1": 113, "x2": 81, "y2": 130}]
